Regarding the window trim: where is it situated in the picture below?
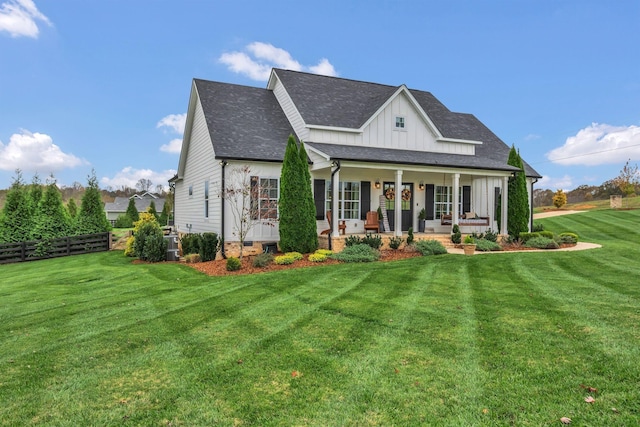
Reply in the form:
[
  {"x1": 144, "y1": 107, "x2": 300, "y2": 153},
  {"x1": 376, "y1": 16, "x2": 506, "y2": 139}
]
[
  {"x1": 326, "y1": 180, "x2": 361, "y2": 220},
  {"x1": 395, "y1": 116, "x2": 406, "y2": 129},
  {"x1": 204, "y1": 180, "x2": 209, "y2": 218}
]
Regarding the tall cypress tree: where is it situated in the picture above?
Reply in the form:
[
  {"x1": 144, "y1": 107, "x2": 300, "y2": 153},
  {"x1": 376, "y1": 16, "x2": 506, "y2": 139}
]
[
  {"x1": 507, "y1": 146, "x2": 530, "y2": 238},
  {"x1": 125, "y1": 198, "x2": 139, "y2": 222},
  {"x1": 0, "y1": 170, "x2": 32, "y2": 243},
  {"x1": 75, "y1": 170, "x2": 112, "y2": 235},
  {"x1": 32, "y1": 176, "x2": 71, "y2": 240},
  {"x1": 278, "y1": 135, "x2": 303, "y2": 252},
  {"x1": 298, "y1": 142, "x2": 318, "y2": 252}
]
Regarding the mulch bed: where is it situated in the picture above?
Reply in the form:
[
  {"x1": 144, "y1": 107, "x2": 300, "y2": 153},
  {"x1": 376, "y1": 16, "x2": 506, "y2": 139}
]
[{"x1": 188, "y1": 249, "x2": 421, "y2": 277}]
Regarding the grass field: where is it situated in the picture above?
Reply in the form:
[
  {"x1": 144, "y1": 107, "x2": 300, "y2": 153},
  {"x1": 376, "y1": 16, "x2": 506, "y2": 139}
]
[{"x1": 1, "y1": 209, "x2": 639, "y2": 426}]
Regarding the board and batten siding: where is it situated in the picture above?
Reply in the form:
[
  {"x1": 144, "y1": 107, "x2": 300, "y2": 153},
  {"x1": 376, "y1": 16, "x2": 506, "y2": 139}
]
[
  {"x1": 307, "y1": 92, "x2": 476, "y2": 156},
  {"x1": 174, "y1": 99, "x2": 221, "y2": 236}
]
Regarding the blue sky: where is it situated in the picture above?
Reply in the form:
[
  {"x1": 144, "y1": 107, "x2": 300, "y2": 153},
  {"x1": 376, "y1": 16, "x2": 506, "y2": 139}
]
[{"x1": 1, "y1": 0, "x2": 638, "y2": 192}]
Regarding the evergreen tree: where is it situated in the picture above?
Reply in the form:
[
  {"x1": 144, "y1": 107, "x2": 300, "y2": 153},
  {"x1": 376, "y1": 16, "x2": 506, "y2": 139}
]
[
  {"x1": 158, "y1": 199, "x2": 170, "y2": 226},
  {"x1": 75, "y1": 170, "x2": 112, "y2": 235},
  {"x1": 32, "y1": 175, "x2": 71, "y2": 241},
  {"x1": 125, "y1": 198, "x2": 139, "y2": 222},
  {"x1": 507, "y1": 146, "x2": 530, "y2": 238},
  {"x1": 298, "y1": 142, "x2": 318, "y2": 252},
  {"x1": 28, "y1": 173, "x2": 43, "y2": 217},
  {"x1": 67, "y1": 198, "x2": 78, "y2": 219},
  {"x1": 0, "y1": 170, "x2": 33, "y2": 243},
  {"x1": 278, "y1": 135, "x2": 307, "y2": 252},
  {"x1": 148, "y1": 200, "x2": 159, "y2": 221}
]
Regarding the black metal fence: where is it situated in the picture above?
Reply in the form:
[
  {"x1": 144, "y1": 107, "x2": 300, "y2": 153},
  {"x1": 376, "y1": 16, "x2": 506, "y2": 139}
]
[{"x1": 0, "y1": 232, "x2": 112, "y2": 265}]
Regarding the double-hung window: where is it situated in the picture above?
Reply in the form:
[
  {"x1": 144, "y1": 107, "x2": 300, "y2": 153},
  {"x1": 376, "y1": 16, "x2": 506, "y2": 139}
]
[
  {"x1": 251, "y1": 177, "x2": 278, "y2": 220},
  {"x1": 204, "y1": 180, "x2": 209, "y2": 218},
  {"x1": 434, "y1": 186, "x2": 462, "y2": 219},
  {"x1": 325, "y1": 181, "x2": 360, "y2": 219}
]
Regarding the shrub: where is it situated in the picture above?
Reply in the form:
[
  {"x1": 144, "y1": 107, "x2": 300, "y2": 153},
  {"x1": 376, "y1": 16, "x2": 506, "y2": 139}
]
[
  {"x1": 315, "y1": 249, "x2": 333, "y2": 256},
  {"x1": 518, "y1": 232, "x2": 540, "y2": 243},
  {"x1": 180, "y1": 233, "x2": 202, "y2": 256},
  {"x1": 275, "y1": 254, "x2": 297, "y2": 265},
  {"x1": 226, "y1": 256, "x2": 242, "y2": 271},
  {"x1": 114, "y1": 214, "x2": 133, "y2": 228},
  {"x1": 308, "y1": 253, "x2": 327, "y2": 262},
  {"x1": 415, "y1": 239, "x2": 447, "y2": 256},
  {"x1": 124, "y1": 236, "x2": 135, "y2": 257},
  {"x1": 475, "y1": 238, "x2": 502, "y2": 252},
  {"x1": 532, "y1": 222, "x2": 544, "y2": 232},
  {"x1": 285, "y1": 252, "x2": 303, "y2": 261},
  {"x1": 344, "y1": 235, "x2": 363, "y2": 247},
  {"x1": 142, "y1": 232, "x2": 168, "y2": 262},
  {"x1": 184, "y1": 253, "x2": 201, "y2": 263},
  {"x1": 451, "y1": 224, "x2": 461, "y2": 244},
  {"x1": 252, "y1": 253, "x2": 274, "y2": 267},
  {"x1": 199, "y1": 232, "x2": 220, "y2": 262},
  {"x1": 463, "y1": 234, "x2": 475, "y2": 244},
  {"x1": 330, "y1": 244, "x2": 380, "y2": 263},
  {"x1": 361, "y1": 233, "x2": 382, "y2": 249},
  {"x1": 407, "y1": 227, "x2": 414, "y2": 245},
  {"x1": 557, "y1": 232, "x2": 579, "y2": 244},
  {"x1": 525, "y1": 236, "x2": 559, "y2": 249},
  {"x1": 484, "y1": 228, "x2": 499, "y2": 242},
  {"x1": 388, "y1": 236, "x2": 403, "y2": 250}
]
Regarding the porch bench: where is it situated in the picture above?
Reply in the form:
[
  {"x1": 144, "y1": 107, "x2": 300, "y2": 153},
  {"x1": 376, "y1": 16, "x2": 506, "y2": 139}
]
[{"x1": 441, "y1": 214, "x2": 490, "y2": 226}]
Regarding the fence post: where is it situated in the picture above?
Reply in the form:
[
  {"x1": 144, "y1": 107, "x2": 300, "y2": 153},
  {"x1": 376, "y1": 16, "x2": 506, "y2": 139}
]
[{"x1": 21, "y1": 241, "x2": 26, "y2": 262}]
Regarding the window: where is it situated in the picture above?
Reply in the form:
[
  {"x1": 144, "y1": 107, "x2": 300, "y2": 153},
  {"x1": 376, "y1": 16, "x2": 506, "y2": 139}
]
[
  {"x1": 251, "y1": 177, "x2": 278, "y2": 220},
  {"x1": 188, "y1": 185, "x2": 193, "y2": 197},
  {"x1": 434, "y1": 186, "x2": 462, "y2": 219},
  {"x1": 204, "y1": 180, "x2": 209, "y2": 218},
  {"x1": 395, "y1": 116, "x2": 405, "y2": 129},
  {"x1": 325, "y1": 181, "x2": 360, "y2": 219}
]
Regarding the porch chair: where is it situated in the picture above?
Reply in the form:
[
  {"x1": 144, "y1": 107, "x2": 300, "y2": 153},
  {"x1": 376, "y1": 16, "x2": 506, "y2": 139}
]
[
  {"x1": 363, "y1": 210, "x2": 379, "y2": 233},
  {"x1": 320, "y1": 210, "x2": 346, "y2": 235}
]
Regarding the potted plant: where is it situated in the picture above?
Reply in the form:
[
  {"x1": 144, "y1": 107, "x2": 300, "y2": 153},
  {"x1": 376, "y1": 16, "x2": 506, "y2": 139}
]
[
  {"x1": 418, "y1": 208, "x2": 426, "y2": 232},
  {"x1": 451, "y1": 224, "x2": 461, "y2": 244},
  {"x1": 462, "y1": 234, "x2": 476, "y2": 255},
  {"x1": 377, "y1": 206, "x2": 384, "y2": 232}
]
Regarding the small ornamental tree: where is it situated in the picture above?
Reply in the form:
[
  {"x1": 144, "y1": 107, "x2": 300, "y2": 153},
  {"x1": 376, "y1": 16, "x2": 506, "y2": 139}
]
[
  {"x1": 125, "y1": 198, "x2": 139, "y2": 223},
  {"x1": 552, "y1": 189, "x2": 567, "y2": 209},
  {"x1": 74, "y1": 169, "x2": 112, "y2": 235},
  {"x1": 613, "y1": 159, "x2": 639, "y2": 202},
  {"x1": 0, "y1": 170, "x2": 33, "y2": 243},
  {"x1": 221, "y1": 165, "x2": 277, "y2": 259},
  {"x1": 507, "y1": 146, "x2": 530, "y2": 238}
]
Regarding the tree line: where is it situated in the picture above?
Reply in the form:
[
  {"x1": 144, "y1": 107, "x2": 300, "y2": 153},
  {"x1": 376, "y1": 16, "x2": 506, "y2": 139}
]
[{"x1": 0, "y1": 170, "x2": 112, "y2": 244}]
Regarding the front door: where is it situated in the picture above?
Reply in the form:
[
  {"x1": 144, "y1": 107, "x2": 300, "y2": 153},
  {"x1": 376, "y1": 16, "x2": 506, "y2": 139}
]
[{"x1": 383, "y1": 182, "x2": 414, "y2": 231}]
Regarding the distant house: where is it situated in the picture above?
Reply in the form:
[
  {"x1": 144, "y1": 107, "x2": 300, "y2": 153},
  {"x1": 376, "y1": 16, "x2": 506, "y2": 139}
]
[
  {"x1": 171, "y1": 68, "x2": 540, "y2": 250},
  {"x1": 104, "y1": 192, "x2": 166, "y2": 225}
]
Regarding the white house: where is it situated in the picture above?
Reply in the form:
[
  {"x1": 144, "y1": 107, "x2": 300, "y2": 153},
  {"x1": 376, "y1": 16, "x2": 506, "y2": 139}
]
[{"x1": 171, "y1": 68, "x2": 540, "y2": 253}]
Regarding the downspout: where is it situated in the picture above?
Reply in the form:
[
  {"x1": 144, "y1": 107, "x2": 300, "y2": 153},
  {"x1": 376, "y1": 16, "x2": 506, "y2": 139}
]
[
  {"x1": 329, "y1": 160, "x2": 341, "y2": 251},
  {"x1": 530, "y1": 178, "x2": 538, "y2": 232},
  {"x1": 220, "y1": 160, "x2": 227, "y2": 259}
]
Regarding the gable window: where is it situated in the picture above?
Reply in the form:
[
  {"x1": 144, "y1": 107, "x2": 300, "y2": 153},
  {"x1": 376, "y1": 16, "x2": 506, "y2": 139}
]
[
  {"x1": 204, "y1": 180, "x2": 209, "y2": 218},
  {"x1": 434, "y1": 186, "x2": 462, "y2": 219},
  {"x1": 250, "y1": 177, "x2": 278, "y2": 220},
  {"x1": 395, "y1": 116, "x2": 405, "y2": 129},
  {"x1": 325, "y1": 181, "x2": 360, "y2": 220}
]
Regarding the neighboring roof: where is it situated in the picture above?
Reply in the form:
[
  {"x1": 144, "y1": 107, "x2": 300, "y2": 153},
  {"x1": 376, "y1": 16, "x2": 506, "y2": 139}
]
[
  {"x1": 189, "y1": 69, "x2": 540, "y2": 177},
  {"x1": 194, "y1": 79, "x2": 296, "y2": 162},
  {"x1": 104, "y1": 197, "x2": 165, "y2": 213}
]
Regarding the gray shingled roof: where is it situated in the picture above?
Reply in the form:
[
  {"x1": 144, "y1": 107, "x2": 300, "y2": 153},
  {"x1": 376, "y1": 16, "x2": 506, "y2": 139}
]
[
  {"x1": 194, "y1": 70, "x2": 540, "y2": 177},
  {"x1": 104, "y1": 196, "x2": 165, "y2": 214},
  {"x1": 194, "y1": 79, "x2": 295, "y2": 162}
]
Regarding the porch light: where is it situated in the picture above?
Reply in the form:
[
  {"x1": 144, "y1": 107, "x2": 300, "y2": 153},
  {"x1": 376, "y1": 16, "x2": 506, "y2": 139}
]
[
  {"x1": 374, "y1": 179, "x2": 381, "y2": 189},
  {"x1": 419, "y1": 181, "x2": 425, "y2": 190}
]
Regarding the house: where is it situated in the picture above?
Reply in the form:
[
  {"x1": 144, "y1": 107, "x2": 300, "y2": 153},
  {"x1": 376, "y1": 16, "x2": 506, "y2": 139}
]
[
  {"x1": 171, "y1": 68, "x2": 540, "y2": 254},
  {"x1": 104, "y1": 192, "x2": 166, "y2": 225}
]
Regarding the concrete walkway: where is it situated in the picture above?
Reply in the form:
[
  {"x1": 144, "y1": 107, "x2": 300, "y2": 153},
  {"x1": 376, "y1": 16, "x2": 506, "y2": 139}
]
[{"x1": 448, "y1": 209, "x2": 602, "y2": 255}]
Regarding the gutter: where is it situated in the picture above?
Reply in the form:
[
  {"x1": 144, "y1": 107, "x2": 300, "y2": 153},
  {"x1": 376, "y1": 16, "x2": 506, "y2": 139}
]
[
  {"x1": 220, "y1": 160, "x2": 227, "y2": 259},
  {"x1": 328, "y1": 160, "x2": 341, "y2": 251}
]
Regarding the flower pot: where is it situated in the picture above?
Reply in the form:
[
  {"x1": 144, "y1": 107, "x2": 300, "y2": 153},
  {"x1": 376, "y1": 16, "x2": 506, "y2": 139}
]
[
  {"x1": 462, "y1": 243, "x2": 476, "y2": 256},
  {"x1": 418, "y1": 220, "x2": 425, "y2": 233}
]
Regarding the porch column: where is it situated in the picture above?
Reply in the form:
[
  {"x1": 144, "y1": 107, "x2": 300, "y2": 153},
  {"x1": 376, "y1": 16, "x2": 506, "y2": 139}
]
[
  {"x1": 452, "y1": 173, "x2": 460, "y2": 226},
  {"x1": 501, "y1": 176, "x2": 509, "y2": 235},
  {"x1": 394, "y1": 169, "x2": 403, "y2": 237},
  {"x1": 332, "y1": 168, "x2": 340, "y2": 238}
]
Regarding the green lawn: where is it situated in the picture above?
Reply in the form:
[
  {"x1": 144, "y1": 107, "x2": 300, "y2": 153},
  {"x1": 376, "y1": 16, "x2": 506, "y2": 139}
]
[{"x1": 1, "y1": 210, "x2": 639, "y2": 426}]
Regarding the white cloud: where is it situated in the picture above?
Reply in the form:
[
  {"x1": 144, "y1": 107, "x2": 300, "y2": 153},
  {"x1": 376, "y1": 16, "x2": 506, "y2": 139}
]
[
  {"x1": 219, "y1": 42, "x2": 338, "y2": 81},
  {"x1": 547, "y1": 123, "x2": 640, "y2": 166},
  {"x1": 536, "y1": 174, "x2": 574, "y2": 191},
  {"x1": 160, "y1": 138, "x2": 182, "y2": 154},
  {"x1": 157, "y1": 113, "x2": 186, "y2": 134},
  {"x1": 100, "y1": 167, "x2": 177, "y2": 191},
  {"x1": 0, "y1": 130, "x2": 86, "y2": 173},
  {"x1": 0, "y1": 0, "x2": 51, "y2": 38}
]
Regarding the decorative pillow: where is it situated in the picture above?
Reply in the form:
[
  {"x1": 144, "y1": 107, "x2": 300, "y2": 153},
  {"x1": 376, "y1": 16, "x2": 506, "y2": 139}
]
[{"x1": 465, "y1": 212, "x2": 476, "y2": 219}]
